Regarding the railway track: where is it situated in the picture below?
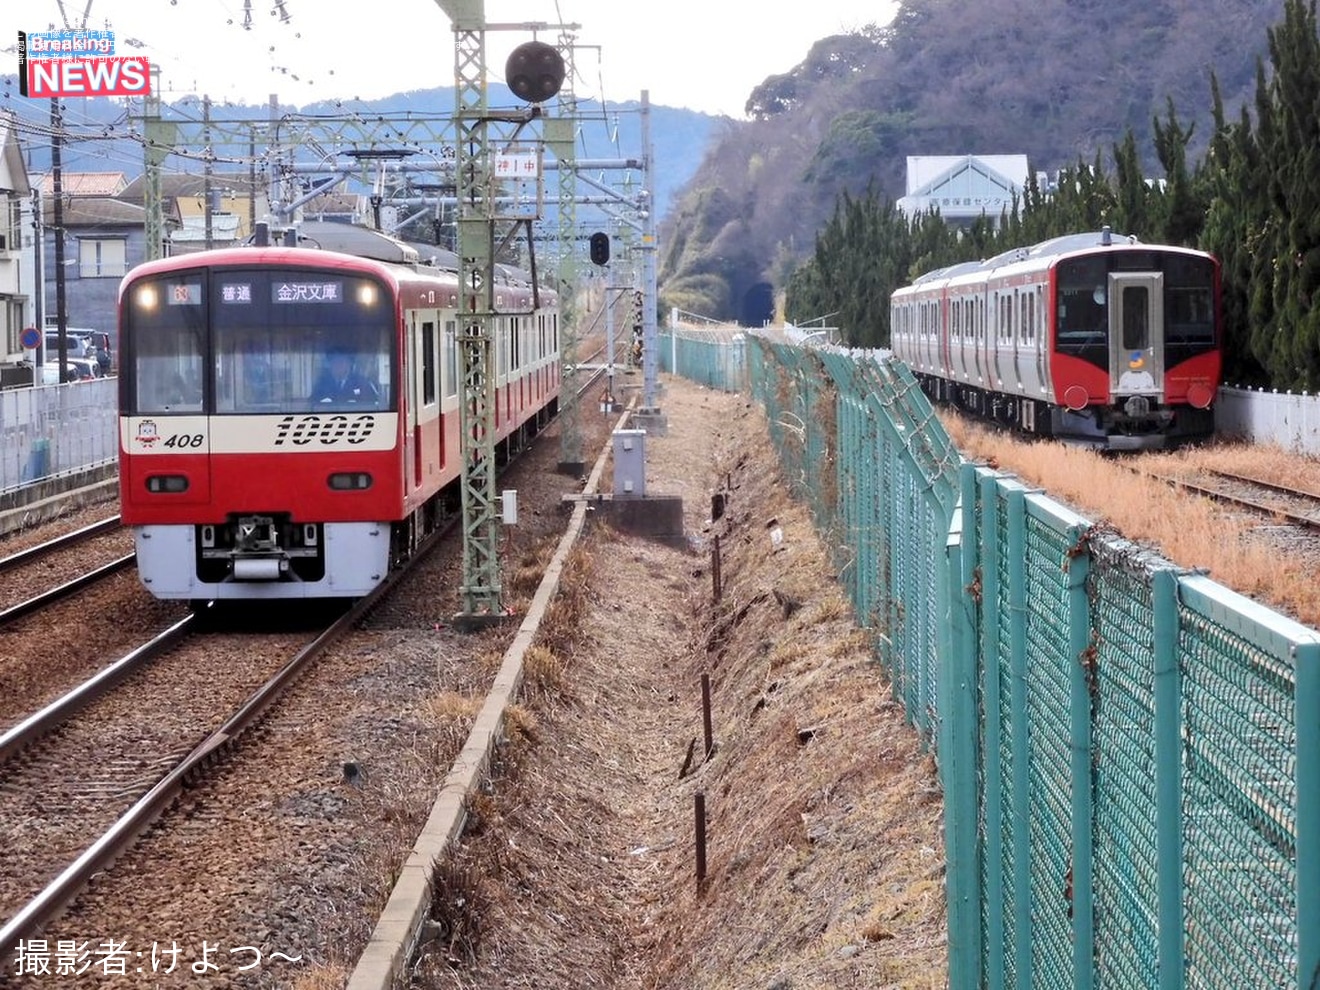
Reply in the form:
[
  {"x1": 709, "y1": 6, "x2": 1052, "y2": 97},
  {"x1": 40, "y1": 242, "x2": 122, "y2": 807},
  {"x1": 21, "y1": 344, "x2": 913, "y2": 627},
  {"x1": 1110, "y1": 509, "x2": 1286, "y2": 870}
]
[
  {"x1": 1141, "y1": 465, "x2": 1320, "y2": 532},
  {"x1": 0, "y1": 523, "x2": 439, "y2": 957},
  {"x1": 0, "y1": 365, "x2": 615, "y2": 964},
  {"x1": 0, "y1": 516, "x2": 134, "y2": 625}
]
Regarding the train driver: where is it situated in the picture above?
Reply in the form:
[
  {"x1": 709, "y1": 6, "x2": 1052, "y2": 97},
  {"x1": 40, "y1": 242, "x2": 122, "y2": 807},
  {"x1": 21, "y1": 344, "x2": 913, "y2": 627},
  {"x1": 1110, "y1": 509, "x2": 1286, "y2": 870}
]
[{"x1": 310, "y1": 347, "x2": 380, "y2": 406}]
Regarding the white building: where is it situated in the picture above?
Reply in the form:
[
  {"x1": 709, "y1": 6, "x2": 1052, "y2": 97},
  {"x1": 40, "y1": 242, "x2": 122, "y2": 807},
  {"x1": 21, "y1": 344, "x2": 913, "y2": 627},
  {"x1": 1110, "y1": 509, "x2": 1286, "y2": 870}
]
[
  {"x1": 0, "y1": 112, "x2": 34, "y2": 381},
  {"x1": 896, "y1": 154, "x2": 1029, "y2": 230}
]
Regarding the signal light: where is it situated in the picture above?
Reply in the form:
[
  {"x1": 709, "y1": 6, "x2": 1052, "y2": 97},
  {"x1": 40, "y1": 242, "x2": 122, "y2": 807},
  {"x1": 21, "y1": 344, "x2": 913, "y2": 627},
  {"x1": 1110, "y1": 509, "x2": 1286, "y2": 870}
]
[
  {"x1": 505, "y1": 41, "x2": 565, "y2": 104},
  {"x1": 589, "y1": 231, "x2": 610, "y2": 266}
]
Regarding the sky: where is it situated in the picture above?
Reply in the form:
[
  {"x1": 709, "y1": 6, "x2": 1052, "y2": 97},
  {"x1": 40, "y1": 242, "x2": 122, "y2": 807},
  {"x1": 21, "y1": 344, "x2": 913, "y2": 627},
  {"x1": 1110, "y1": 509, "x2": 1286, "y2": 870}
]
[{"x1": 2, "y1": 0, "x2": 898, "y2": 118}]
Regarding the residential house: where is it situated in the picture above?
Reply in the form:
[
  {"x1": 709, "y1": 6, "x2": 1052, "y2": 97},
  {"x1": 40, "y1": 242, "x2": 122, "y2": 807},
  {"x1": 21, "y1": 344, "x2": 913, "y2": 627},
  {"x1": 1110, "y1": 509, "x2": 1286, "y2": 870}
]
[
  {"x1": 119, "y1": 171, "x2": 268, "y2": 254},
  {"x1": 41, "y1": 190, "x2": 146, "y2": 338},
  {"x1": 0, "y1": 112, "x2": 34, "y2": 385}
]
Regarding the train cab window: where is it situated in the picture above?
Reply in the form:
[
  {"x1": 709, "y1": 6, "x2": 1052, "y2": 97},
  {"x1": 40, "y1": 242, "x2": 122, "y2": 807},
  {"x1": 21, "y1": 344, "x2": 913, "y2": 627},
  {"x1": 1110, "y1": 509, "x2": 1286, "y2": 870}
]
[
  {"x1": 1164, "y1": 255, "x2": 1216, "y2": 345},
  {"x1": 124, "y1": 278, "x2": 205, "y2": 413},
  {"x1": 137, "y1": 335, "x2": 204, "y2": 412},
  {"x1": 211, "y1": 270, "x2": 393, "y2": 414},
  {"x1": 1056, "y1": 256, "x2": 1109, "y2": 350}
]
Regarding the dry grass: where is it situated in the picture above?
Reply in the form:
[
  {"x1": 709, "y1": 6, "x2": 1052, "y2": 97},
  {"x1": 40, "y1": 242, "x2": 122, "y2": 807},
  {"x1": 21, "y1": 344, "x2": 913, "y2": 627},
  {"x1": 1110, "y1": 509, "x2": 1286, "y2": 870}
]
[
  {"x1": 535, "y1": 543, "x2": 594, "y2": 657},
  {"x1": 288, "y1": 963, "x2": 352, "y2": 989},
  {"x1": 942, "y1": 414, "x2": 1320, "y2": 628},
  {"x1": 406, "y1": 383, "x2": 948, "y2": 989}
]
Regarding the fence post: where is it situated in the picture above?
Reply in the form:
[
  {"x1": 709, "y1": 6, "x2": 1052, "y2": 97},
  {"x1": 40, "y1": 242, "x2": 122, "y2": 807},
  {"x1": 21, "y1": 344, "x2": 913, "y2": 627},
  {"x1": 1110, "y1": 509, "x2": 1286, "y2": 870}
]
[
  {"x1": 1152, "y1": 570, "x2": 1185, "y2": 990},
  {"x1": 1297, "y1": 640, "x2": 1320, "y2": 988},
  {"x1": 1067, "y1": 522, "x2": 1095, "y2": 990},
  {"x1": 1007, "y1": 487, "x2": 1032, "y2": 988},
  {"x1": 980, "y1": 470, "x2": 1006, "y2": 989},
  {"x1": 940, "y1": 462, "x2": 984, "y2": 988}
]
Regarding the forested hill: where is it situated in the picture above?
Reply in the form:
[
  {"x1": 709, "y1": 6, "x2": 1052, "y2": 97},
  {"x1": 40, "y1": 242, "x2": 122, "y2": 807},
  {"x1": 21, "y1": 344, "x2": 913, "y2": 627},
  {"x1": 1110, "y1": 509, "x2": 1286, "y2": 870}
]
[{"x1": 657, "y1": 0, "x2": 1288, "y2": 323}]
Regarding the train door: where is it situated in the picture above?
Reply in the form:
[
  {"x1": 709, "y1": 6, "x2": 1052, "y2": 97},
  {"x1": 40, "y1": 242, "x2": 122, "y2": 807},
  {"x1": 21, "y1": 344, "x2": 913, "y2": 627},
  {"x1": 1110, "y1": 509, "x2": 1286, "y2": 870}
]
[
  {"x1": 1108, "y1": 272, "x2": 1164, "y2": 395},
  {"x1": 405, "y1": 314, "x2": 420, "y2": 489}
]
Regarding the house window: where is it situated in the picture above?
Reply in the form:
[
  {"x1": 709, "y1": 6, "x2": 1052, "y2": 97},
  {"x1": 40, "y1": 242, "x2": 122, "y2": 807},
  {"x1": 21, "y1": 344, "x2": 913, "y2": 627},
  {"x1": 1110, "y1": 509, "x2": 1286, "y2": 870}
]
[
  {"x1": 79, "y1": 238, "x2": 126, "y2": 277},
  {"x1": 4, "y1": 299, "x2": 23, "y2": 353},
  {"x1": 4, "y1": 197, "x2": 20, "y2": 252}
]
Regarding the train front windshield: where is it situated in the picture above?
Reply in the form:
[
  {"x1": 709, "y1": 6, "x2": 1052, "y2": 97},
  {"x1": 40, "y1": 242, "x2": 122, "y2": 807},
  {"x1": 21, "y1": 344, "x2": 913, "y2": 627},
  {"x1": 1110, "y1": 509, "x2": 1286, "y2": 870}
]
[
  {"x1": 123, "y1": 268, "x2": 395, "y2": 415},
  {"x1": 1054, "y1": 251, "x2": 1216, "y2": 365}
]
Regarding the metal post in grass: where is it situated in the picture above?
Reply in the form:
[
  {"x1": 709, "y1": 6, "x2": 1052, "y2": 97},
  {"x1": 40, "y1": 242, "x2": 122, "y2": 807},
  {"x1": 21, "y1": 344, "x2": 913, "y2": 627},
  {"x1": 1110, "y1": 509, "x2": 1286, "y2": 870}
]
[
  {"x1": 701, "y1": 673, "x2": 713, "y2": 761},
  {"x1": 711, "y1": 534, "x2": 722, "y2": 603},
  {"x1": 694, "y1": 790, "x2": 707, "y2": 892}
]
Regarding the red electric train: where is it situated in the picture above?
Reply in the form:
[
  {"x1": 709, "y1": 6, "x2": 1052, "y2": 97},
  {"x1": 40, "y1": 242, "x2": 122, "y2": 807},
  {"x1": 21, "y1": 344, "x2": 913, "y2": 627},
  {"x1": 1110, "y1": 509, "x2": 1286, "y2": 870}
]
[
  {"x1": 117, "y1": 226, "x2": 560, "y2": 601},
  {"x1": 890, "y1": 228, "x2": 1222, "y2": 450}
]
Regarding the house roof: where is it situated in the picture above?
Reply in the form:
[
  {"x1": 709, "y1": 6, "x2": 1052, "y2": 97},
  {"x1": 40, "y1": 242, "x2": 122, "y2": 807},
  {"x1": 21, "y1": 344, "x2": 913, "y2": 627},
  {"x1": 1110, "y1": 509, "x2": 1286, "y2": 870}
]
[
  {"x1": 904, "y1": 155, "x2": 1029, "y2": 196},
  {"x1": 169, "y1": 212, "x2": 243, "y2": 242},
  {"x1": 302, "y1": 191, "x2": 363, "y2": 218},
  {"x1": 43, "y1": 196, "x2": 147, "y2": 227},
  {"x1": 118, "y1": 171, "x2": 263, "y2": 204},
  {"x1": 37, "y1": 171, "x2": 128, "y2": 196}
]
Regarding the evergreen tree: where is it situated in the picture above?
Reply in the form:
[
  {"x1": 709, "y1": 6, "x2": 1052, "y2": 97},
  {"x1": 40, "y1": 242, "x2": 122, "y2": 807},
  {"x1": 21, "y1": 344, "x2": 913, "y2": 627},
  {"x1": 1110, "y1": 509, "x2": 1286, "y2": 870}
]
[
  {"x1": 1264, "y1": 0, "x2": 1320, "y2": 389},
  {"x1": 1111, "y1": 130, "x2": 1153, "y2": 239},
  {"x1": 1150, "y1": 99, "x2": 1205, "y2": 247}
]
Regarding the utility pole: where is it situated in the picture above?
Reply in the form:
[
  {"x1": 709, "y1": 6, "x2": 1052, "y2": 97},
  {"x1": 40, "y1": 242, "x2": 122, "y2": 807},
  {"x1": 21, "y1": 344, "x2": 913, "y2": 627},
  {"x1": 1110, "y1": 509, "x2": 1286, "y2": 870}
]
[
  {"x1": 438, "y1": 0, "x2": 505, "y2": 625},
  {"x1": 638, "y1": 92, "x2": 664, "y2": 424},
  {"x1": 435, "y1": 0, "x2": 567, "y2": 626},
  {"x1": 141, "y1": 66, "x2": 172, "y2": 261},
  {"x1": 203, "y1": 95, "x2": 214, "y2": 250},
  {"x1": 546, "y1": 49, "x2": 581, "y2": 474},
  {"x1": 50, "y1": 97, "x2": 69, "y2": 382}
]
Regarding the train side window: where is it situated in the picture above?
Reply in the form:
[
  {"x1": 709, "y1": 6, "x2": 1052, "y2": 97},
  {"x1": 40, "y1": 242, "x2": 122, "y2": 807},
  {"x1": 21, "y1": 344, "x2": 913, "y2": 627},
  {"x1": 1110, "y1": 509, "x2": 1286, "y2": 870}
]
[
  {"x1": 444, "y1": 321, "x2": 458, "y2": 398},
  {"x1": 421, "y1": 320, "x2": 437, "y2": 406}
]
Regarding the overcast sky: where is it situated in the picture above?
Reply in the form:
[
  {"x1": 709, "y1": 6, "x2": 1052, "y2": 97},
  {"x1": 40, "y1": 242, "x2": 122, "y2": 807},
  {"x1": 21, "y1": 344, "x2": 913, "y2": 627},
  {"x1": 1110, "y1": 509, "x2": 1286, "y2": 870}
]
[{"x1": 3, "y1": 0, "x2": 898, "y2": 117}]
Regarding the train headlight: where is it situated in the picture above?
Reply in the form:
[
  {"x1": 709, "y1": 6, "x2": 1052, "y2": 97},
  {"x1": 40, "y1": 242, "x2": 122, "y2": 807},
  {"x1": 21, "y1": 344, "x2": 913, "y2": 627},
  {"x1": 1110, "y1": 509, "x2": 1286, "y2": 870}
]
[
  {"x1": 135, "y1": 284, "x2": 159, "y2": 311},
  {"x1": 328, "y1": 472, "x2": 372, "y2": 491},
  {"x1": 146, "y1": 474, "x2": 189, "y2": 493}
]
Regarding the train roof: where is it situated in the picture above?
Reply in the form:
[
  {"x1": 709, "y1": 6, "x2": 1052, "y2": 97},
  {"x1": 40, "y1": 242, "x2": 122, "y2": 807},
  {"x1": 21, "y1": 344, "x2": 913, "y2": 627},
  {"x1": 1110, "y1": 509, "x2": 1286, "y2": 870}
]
[
  {"x1": 896, "y1": 228, "x2": 1215, "y2": 295},
  {"x1": 120, "y1": 220, "x2": 553, "y2": 296},
  {"x1": 292, "y1": 221, "x2": 420, "y2": 263}
]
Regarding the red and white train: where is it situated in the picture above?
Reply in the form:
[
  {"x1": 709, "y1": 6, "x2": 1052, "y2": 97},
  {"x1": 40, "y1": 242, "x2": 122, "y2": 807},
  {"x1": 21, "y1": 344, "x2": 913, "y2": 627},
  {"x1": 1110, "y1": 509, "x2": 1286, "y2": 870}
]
[
  {"x1": 890, "y1": 228, "x2": 1222, "y2": 450},
  {"x1": 117, "y1": 225, "x2": 560, "y2": 600}
]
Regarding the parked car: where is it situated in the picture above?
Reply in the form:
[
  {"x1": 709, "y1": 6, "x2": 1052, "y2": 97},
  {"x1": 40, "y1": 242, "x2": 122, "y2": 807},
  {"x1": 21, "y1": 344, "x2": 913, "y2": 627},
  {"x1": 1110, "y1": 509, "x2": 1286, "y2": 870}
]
[
  {"x1": 44, "y1": 330, "x2": 96, "y2": 363},
  {"x1": 40, "y1": 357, "x2": 102, "y2": 384}
]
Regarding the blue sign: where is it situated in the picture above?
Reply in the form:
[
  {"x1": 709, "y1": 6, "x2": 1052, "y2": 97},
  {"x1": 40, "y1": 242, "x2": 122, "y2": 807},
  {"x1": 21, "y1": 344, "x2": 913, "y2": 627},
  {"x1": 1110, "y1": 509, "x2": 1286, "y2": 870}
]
[{"x1": 19, "y1": 326, "x2": 39, "y2": 349}]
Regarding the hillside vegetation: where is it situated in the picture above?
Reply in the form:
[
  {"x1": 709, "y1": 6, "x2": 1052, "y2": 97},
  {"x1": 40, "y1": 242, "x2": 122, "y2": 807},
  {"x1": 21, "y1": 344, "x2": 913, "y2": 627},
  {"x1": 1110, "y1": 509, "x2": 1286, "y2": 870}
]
[{"x1": 658, "y1": 0, "x2": 1287, "y2": 329}]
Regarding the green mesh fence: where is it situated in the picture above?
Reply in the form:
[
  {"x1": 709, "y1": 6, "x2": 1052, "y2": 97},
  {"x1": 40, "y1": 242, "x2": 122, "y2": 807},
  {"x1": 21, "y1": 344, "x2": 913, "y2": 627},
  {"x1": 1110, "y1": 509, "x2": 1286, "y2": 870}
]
[
  {"x1": 700, "y1": 333, "x2": 1319, "y2": 989},
  {"x1": 658, "y1": 329, "x2": 748, "y2": 391}
]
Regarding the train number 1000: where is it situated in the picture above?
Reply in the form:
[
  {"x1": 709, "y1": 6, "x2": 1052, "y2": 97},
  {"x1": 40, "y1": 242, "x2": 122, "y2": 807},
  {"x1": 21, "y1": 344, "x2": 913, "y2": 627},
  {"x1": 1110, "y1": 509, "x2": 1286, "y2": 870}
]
[{"x1": 273, "y1": 414, "x2": 376, "y2": 446}]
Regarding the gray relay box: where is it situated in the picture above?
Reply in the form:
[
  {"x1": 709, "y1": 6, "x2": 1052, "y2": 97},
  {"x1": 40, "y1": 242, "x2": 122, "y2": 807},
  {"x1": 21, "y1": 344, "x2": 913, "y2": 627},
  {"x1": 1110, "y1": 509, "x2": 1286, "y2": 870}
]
[{"x1": 612, "y1": 428, "x2": 646, "y2": 497}]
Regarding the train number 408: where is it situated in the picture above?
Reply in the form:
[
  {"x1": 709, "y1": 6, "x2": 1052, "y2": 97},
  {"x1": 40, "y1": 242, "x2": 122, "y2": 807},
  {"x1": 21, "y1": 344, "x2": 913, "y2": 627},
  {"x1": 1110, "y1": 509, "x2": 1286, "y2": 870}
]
[{"x1": 162, "y1": 433, "x2": 205, "y2": 448}]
